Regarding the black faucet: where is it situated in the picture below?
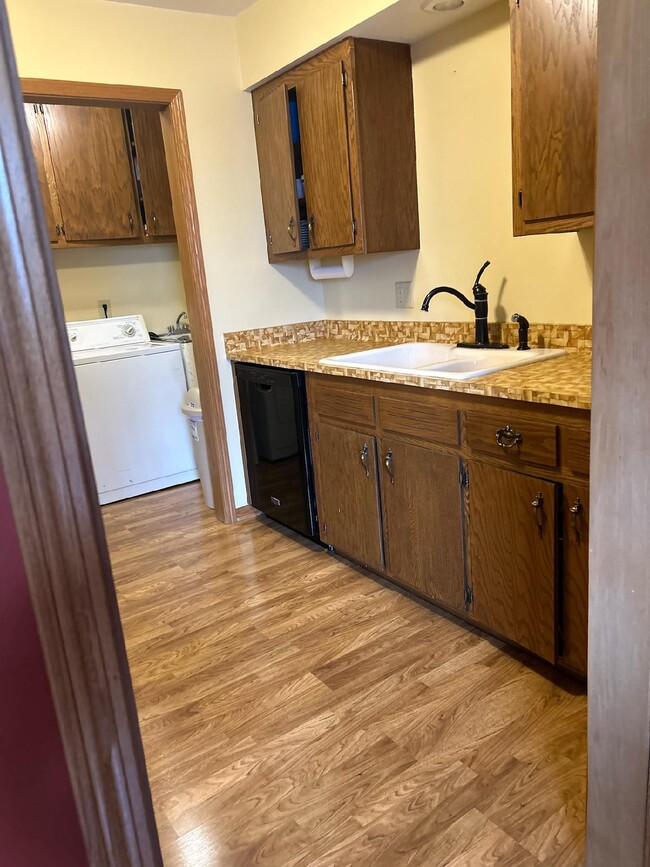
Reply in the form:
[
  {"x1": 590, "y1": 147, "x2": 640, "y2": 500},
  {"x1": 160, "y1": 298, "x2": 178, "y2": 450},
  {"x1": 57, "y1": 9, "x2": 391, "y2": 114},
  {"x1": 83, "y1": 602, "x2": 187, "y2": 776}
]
[
  {"x1": 421, "y1": 261, "x2": 508, "y2": 350},
  {"x1": 511, "y1": 313, "x2": 530, "y2": 351}
]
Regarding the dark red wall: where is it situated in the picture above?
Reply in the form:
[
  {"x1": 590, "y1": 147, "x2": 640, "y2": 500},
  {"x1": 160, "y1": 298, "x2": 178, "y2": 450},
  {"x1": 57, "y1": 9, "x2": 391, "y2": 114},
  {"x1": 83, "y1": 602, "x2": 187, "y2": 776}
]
[{"x1": 0, "y1": 464, "x2": 87, "y2": 867}]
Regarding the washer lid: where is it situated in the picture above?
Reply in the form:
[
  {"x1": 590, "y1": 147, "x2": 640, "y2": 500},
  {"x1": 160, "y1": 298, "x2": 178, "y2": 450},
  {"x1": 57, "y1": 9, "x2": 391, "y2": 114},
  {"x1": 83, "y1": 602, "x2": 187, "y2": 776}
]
[{"x1": 66, "y1": 315, "x2": 150, "y2": 354}]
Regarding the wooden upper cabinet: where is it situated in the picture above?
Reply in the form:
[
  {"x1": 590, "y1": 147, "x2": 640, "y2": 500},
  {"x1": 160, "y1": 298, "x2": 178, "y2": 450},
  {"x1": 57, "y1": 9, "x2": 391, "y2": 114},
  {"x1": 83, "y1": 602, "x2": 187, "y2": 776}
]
[
  {"x1": 129, "y1": 107, "x2": 176, "y2": 239},
  {"x1": 252, "y1": 38, "x2": 420, "y2": 264},
  {"x1": 379, "y1": 438, "x2": 465, "y2": 611},
  {"x1": 43, "y1": 104, "x2": 139, "y2": 242},
  {"x1": 510, "y1": 0, "x2": 598, "y2": 235},
  {"x1": 313, "y1": 421, "x2": 384, "y2": 572},
  {"x1": 297, "y1": 60, "x2": 355, "y2": 252},
  {"x1": 252, "y1": 86, "x2": 301, "y2": 257},
  {"x1": 23, "y1": 104, "x2": 60, "y2": 243},
  {"x1": 466, "y1": 461, "x2": 557, "y2": 663}
]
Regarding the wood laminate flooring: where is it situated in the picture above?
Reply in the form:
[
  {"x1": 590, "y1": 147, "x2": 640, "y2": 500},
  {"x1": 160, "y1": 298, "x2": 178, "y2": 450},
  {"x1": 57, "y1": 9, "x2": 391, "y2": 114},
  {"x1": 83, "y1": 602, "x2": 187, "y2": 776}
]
[{"x1": 104, "y1": 482, "x2": 587, "y2": 867}]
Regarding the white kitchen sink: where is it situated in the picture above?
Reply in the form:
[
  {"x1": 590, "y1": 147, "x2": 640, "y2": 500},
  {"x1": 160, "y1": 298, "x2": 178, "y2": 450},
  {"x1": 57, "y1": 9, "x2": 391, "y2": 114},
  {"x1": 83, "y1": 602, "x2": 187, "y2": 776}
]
[{"x1": 319, "y1": 342, "x2": 565, "y2": 381}]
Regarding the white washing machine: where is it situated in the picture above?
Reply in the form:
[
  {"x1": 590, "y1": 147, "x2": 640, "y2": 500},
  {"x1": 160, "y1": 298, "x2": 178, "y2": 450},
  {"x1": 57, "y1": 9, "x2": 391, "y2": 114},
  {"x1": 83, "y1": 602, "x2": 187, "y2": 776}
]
[{"x1": 67, "y1": 315, "x2": 198, "y2": 505}]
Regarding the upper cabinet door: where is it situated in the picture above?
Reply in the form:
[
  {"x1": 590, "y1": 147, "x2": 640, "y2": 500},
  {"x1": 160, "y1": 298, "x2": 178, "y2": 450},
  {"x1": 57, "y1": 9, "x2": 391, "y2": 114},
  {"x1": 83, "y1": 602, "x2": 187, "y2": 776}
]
[
  {"x1": 379, "y1": 438, "x2": 465, "y2": 611},
  {"x1": 511, "y1": 0, "x2": 598, "y2": 235},
  {"x1": 129, "y1": 107, "x2": 176, "y2": 238},
  {"x1": 467, "y1": 461, "x2": 557, "y2": 663},
  {"x1": 43, "y1": 105, "x2": 139, "y2": 242},
  {"x1": 252, "y1": 86, "x2": 301, "y2": 256},
  {"x1": 297, "y1": 60, "x2": 355, "y2": 252},
  {"x1": 23, "y1": 104, "x2": 59, "y2": 243}
]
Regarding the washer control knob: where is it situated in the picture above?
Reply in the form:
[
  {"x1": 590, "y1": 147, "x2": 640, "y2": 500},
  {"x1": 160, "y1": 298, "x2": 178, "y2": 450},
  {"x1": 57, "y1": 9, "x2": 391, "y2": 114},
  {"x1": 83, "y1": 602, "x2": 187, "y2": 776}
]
[
  {"x1": 123, "y1": 323, "x2": 136, "y2": 337},
  {"x1": 69, "y1": 332, "x2": 77, "y2": 342}
]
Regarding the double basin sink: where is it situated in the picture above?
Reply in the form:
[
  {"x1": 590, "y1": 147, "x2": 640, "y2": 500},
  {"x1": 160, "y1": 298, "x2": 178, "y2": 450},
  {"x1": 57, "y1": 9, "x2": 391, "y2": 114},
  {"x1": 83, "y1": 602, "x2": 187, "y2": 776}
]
[{"x1": 319, "y1": 341, "x2": 565, "y2": 381}]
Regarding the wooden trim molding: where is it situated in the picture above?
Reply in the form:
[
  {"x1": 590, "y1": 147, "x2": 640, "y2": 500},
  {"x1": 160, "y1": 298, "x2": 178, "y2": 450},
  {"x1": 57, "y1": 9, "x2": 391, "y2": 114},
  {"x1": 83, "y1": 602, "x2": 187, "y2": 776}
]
[
  {"x1": 19, "y1": 77, "x2": 236, "y2": 525},
  {"x1": 0, "y1": 8, "x2": 162, "y2": 866}
]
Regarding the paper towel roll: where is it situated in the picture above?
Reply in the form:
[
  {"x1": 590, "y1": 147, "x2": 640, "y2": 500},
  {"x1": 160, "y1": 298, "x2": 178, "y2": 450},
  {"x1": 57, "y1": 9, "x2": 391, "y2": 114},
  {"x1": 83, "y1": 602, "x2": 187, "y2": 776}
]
[{"x1": 309, "y1": 256, "x2": 355, "y2": 281}]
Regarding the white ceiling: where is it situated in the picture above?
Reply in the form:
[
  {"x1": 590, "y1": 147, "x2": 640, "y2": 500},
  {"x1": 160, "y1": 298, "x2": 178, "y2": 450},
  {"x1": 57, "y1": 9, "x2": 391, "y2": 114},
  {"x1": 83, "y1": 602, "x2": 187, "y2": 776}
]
[
  {"x1": 104, "y1": 0, "x2": 501, "y2": 36},
  {"x1": 105, "y1": 0, "x2": 256, "y2": 15},
  {"x1": 350, "y1": 0, "x2": 503, "y2": 44}
]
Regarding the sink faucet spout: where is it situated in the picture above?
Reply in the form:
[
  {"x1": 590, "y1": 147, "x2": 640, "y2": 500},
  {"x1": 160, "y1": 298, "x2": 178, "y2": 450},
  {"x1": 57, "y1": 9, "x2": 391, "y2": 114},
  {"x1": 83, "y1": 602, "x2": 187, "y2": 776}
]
[{"x1": 420, "y1": 261, "x2": 508, "y2": 350}]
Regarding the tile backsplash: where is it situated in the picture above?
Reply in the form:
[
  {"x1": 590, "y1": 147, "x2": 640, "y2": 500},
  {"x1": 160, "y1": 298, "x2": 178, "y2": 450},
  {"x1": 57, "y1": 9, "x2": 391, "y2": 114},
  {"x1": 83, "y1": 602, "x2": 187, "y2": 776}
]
[{"x1": 223, "y1": 320, "x2": 592, "y2": 354}]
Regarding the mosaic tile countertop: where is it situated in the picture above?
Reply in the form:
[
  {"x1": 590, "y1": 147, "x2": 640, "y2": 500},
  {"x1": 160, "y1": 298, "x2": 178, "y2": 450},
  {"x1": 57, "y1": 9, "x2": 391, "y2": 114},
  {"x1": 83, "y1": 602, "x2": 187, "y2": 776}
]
[{"x1": 226, "y1": 334, "x2": 592, "y2": 410}]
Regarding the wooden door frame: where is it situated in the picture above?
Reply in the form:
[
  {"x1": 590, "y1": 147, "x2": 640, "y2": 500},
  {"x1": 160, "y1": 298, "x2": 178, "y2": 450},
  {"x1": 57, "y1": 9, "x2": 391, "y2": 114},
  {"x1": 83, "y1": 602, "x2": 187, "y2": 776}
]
[
  {"x1": 0, "y1": 9, "x2": 160, "y2": 865},
  {"x1": 20, "y1": 77, "x2": 236, "y2": 526},
  {"x1": 586, "y1": 0, "x2": 650, "y2": 863}
]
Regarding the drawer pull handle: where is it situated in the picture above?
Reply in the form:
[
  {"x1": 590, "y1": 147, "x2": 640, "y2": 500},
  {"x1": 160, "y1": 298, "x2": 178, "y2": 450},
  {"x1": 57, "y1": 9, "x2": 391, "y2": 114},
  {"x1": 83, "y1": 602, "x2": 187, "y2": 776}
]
[
  {"x1": 532, "y1": 492, "x2": 544, "y2": 538},
  {"x1": 570, "y1": 497, "x2": 582, "y2": 542},
  {"x1": 360, "y1": 443, "x2": 370, "y2": 478},
  {"x1": 496, "y1": 425, "x2": 523, "y2": 449},
  {"x1": 384, "y1": 449, "x2": 395, "y2": 485}
]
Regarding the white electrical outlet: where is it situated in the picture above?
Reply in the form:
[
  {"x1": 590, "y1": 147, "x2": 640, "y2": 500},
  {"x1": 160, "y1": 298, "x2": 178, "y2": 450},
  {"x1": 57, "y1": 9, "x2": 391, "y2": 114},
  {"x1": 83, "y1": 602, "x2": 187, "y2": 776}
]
[
  {"x1": 395, "y1": 281, "x2": 413, "y2": 309},
  {"x1": 97, "y1": 299, "x2": 112, "y2": 318}
]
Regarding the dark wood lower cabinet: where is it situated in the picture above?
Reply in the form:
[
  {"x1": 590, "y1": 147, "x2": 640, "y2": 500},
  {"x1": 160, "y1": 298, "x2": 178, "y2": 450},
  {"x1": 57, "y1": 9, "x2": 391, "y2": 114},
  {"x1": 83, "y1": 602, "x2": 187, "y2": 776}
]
[
  {"x1": 561, "y1": 482, "x2": 589, "y2": 676},
  {"x1": 379, "y1": 438, "x2": 464, "y2": 611},
  {"x1": 466, "y1": 461, "x2": 558, "y2": 663},
  {"x1": 306, "y1": 373, "x2": 590, "y2": 673},
  {"x1": 313, "y1": 421, "x2": 384, "y2": 571}
]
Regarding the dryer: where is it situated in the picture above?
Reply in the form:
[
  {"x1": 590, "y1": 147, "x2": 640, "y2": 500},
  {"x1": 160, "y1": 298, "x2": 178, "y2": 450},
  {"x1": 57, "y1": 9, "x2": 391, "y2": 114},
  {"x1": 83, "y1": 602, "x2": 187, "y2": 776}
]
[{"x1": 67, "y1": 315, "x2": 198, "y2": 505}]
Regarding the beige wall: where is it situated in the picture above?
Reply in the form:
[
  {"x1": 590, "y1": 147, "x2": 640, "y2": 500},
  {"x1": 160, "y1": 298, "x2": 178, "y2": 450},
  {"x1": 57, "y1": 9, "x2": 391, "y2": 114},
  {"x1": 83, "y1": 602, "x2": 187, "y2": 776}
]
[
  {"x1": 236, "y1": 0, "x2": 399, "y2": 89},
  {"x1": 323, "y1": 4, "x2": 594, "y2": 324},
  {"x1": 54, "y1": 244, "x2": 186, "y2": 333},
  {"x1": 7, "y1": 0, "x2": 324, "y2": 507}
]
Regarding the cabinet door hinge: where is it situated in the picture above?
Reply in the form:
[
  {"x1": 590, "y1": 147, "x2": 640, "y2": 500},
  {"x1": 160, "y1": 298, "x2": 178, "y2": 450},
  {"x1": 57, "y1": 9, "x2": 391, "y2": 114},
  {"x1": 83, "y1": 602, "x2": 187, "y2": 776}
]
[
  {"x1": 322, "y1": 521, "x2": 327, "y2": 534},
  {"x1": 460, "y1": 463, "x2": 469, "y2": 488},
  {"x1": 352, "y1": 218, "x2": 357, "y2": 238},
  {"x1": 315, "y1": 431, "x2": 320, "y2": 443},
  {"x1": 464, "y1": 585, "x2": 474, "y2": 608},
  {"x1": 518, "y1": 189, "x2": 523, "y2": 208},
  {"x1": 268, "y1": 233, "x2": 273, "y2": 246},
  {"x1": 256, "y1": 113, "x2": 260, "y2": 125},
  {"x1": 342, "y1": 68, "x2": 348, "y2": 88},
  {"x1": 516, "y1": 0, "x2": 520, "y2": 7}
]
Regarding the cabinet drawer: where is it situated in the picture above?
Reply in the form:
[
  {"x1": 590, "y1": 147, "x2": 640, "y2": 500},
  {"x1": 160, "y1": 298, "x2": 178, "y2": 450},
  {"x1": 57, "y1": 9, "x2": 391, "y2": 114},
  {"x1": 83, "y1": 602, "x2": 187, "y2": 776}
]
[
  {"x1": 464, "y1": 409, "x2": 558, "y2": 469},
  {"x1": 561, "y1": 427, "x2": 590, "y2": 478},
  {"x1": 313, "y1": 380, "x2": 375, "y2": 428},
  {"x1": 378, "y1": 397, "x2": 458, "y2": 447}
]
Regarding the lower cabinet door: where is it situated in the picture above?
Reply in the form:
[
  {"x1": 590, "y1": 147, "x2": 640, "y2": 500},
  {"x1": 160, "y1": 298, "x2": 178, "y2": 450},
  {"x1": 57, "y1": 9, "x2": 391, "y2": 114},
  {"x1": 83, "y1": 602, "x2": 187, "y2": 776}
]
[
  {"x1": 314, "y1": 422, "x2": 384, "y2": 571},
  {"x1": 379, "y1": 438, "x2": 465, "y2": 610},
  {"x1": 467, "y1": 461, "x2": 558, "y2": 663},
  {"x1": 561, "y1": 482, "x2": 589, "y2": 676}
]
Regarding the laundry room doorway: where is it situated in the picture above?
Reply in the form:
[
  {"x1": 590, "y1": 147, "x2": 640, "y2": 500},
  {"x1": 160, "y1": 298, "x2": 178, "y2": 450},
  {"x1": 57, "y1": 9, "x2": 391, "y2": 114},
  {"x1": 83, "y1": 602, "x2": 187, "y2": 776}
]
[{"x1": 21, "y1": 76, "x2": 236, "y2": 525}]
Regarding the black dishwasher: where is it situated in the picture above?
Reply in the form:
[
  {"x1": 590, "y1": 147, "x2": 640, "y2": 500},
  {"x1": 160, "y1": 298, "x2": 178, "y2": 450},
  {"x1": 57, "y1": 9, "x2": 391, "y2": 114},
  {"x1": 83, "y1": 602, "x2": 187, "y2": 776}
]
[{"x1": 235, "y1": 363, "x2": 319, "y2": 540}]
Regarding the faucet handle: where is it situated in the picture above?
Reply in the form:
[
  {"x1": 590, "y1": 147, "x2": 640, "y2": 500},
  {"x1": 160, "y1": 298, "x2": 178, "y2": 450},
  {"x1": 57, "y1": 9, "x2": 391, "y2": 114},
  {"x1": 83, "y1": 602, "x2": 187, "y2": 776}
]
[{"x1": 511, "y1": 313, "x2": 530, "y2": 351}]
